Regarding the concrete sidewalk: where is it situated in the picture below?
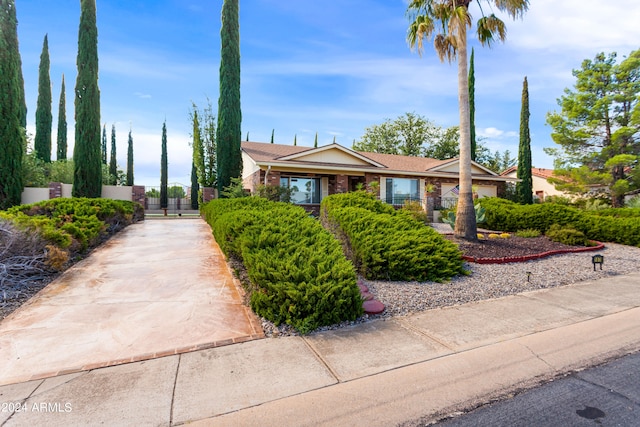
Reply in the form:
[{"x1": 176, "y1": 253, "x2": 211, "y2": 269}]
[{"x1": 1, "y1": 271, "x2": 638, "y2": 426}]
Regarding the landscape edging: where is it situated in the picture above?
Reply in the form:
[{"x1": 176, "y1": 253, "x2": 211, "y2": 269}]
[{"x1": 462, "y1": 241, "x2": 605, "y2": 264}]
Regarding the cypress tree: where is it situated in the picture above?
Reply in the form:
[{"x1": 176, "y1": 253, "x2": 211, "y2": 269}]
[
  {"x1": 216, "y1": 0, "x2": 242, "y2": 195},
  {"x1": 516, "y1": 76, "x2": 533, "y2": 204},
  {"x1": 109, "y1": 124, "x2": 117, "y2": 184},
  {"x1": 126, "y1": 128, "x2": 133, "y2": 186},
  {"x1": 160, "y1": 121, "x2": 168, "y2": 209},
  {"x1": 73, "y1": 0, "x2": 102, "y2": 198},
  {"x1": 56, "y1": 74, "x2": 67, "y2": 160},
  {"x1": 468, "y1": 47, "x2": 476, "y2": 162},
  {"x1": 35, "y1": 34, "x2": 52, "y2": 162},
  {"x1": 314, "y1": 132, "x2": 318, "y2": 148},
  {"x1": 190, "y1": 162, "x2": 199, "y2": 209},
  {"x1": 270, "y1": 129, "x2": 274, "y2": 144},
  {"x1": 0, "y1": 0, "x2": 24, "y2": 209},
  {"x1": 101, "y1": 124, "x2": 107, "y2": 164},
  {"x1": 293, "y1": 134, "x2": 297, "y2": 146},
  {"x1": 245, "y1": 131, "x2": 249, "y2": 141}
]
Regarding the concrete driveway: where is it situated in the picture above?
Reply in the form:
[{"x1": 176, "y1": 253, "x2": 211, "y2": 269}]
[{"x1": 0, "y1": 218, "x2": 263, "y2": 386}]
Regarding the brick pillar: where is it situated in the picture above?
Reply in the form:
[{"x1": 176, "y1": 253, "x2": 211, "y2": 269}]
[
  {"x1": 132, "y1": 185, "x2": 146, "y2": 206},
  {"x1": 49, "y1": 182, "x2": 62, "y2": 199},
  {"x1": 202, "y1": 187, "x2": 216, "y2": 203},
  {"x1": 336, "y1": 174, "x2": 348, "y2": 193}
]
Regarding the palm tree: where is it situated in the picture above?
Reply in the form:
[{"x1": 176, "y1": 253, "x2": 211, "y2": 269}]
[{"x1": 407, "y1": 0, "x2": 528, "y2": 241}]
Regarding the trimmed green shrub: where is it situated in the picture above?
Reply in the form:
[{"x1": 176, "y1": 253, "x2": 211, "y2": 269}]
[
  {"x1": 515, "y1": 229, "x2": 541, "y2": 238},
  {"x1": 321, "y1": 192, "x2": 465, "y2": 282},
  {"x1": 1, "y1": 198, "x2": 143, "y2": 267},
  {"x1": 478, "y1": 197, "x2": 640, "y2": 247},
  {"x1": 201, "y1": 197, "x2": 362, "y2": 334},
  {"x1": 546, "y1": 224, "x2": 592, "y2": 246}
]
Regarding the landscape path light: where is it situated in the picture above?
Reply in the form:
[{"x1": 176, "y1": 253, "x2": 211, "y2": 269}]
[{"x1": 592, "y1": 254, "x2": 604, "y2": 271}]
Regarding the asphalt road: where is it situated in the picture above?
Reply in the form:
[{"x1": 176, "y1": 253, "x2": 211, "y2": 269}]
[{"x1": 428, "y1": 350, "x2": 640, "y2": 426}]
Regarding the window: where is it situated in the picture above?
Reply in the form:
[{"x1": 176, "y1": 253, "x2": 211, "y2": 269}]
[
  {"x1": 280, "y1": 177, "x2": 321, "y2": 204},
  {"x1": 385, "y1": 178, "x2": 419, "y2": 204}
]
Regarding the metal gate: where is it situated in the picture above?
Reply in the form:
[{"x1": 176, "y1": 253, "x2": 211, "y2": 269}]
[{"x1": 144, "y1": 183, "x2": 198, "y2": 213}]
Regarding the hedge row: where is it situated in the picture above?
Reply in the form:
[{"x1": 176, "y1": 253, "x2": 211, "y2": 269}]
[
  {"x1": 201, "y1": 197, "x2": 362, "y2": 334},
  {"x1": 0, "y1": 198, "x2": 144, "y2": 268},
  {"x1": 478, "y1": 198, "x2": 640, "y2": 247},
  {"x1": 321, "y1": 192, "x2": 465, "y2": 282}
]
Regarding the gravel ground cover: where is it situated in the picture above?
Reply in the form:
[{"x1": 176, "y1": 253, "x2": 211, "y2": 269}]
[{"x1": 262, "y1": 230, "x2": 640, "y2": 337}]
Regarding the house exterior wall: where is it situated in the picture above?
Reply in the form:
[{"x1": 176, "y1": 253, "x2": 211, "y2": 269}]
[{"x1": 503, "y1": 171, "x2": 566, "y2": 201}]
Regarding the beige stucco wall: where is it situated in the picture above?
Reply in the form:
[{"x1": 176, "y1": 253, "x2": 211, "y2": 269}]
[
  {"x1": 504, "y1": 171, "x2": 567, "y2": 200},
  {"x1": 21, "y1": 188, "x2": 50, "y2": 205},
  {"x1": 102, "y1": 185, "x2": 133, "y2": 201},
  {"x1": 242, "y1": 151, "x2": 260, "y2": 180}
]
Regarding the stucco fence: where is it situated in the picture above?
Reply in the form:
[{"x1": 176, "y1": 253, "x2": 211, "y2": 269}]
[{"x1": 21, "y1": 183, "x2": 146, "y2": 206}]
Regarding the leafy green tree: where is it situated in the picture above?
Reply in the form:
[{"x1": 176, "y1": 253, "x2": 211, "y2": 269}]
[
  {"x1": 190, "y1": 100, "x2": 216, "y2": 187},
  {"x1": 56, "y1": 74, "x2": 67, "y2": 160},
  {"x1": 0, "y1": 0, "x2": 25, "y2": 208},
  {"x1": 216, "y1": 0, "x2": 242, "y2": 196},
  {"x1": 160, "y1": 121, "x2": 168, "y2": 209},
  {"x1": 168, "y1": 185, "x2": 186, "y2": 198},
  {"x1": 477, "y1": 148, "x2": 516, "y2": 173},
  {"x1": 546, "y1": 50, "x2": 640, "y2": 206},
  {"x1": 408, "y1": 0, "x2": 529, "y2": 240},
  {"x1": 109, "y1": 124, "x2": 117, "y2": 184},
  {"x1": 423, "y1": 126, "x2": 460, "y2": 159},
  {"x1": 73, "y1": 0, "x2": 102, "y2": 198},
  {"x1": 146, "y1": 188, "x2": 160, "y2": 198},
  {"x1": 469, "y1": 47, "x2": 476, "y2": 161},
  {"x1": 126, "y1": 128, "x2": 133, "y2": 185},
  {"x1": 35, "y1": 34, "x2": 52, "y2": 162},
  {"x1": 353, "y1": 112, "x2": 439, "y2": 156},
  {"x1": 516, "y1": 76, "x2": 533, "y2": 204}
]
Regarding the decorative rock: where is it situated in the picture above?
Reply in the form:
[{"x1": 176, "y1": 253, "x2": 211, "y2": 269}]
[
  {"x1": 358, "y1": 283, "x2": 369, "y2": 293},
  {"x1": 360, "y1": 291, "x2": 374, "y2": 301},
  {"x1": 363, "y1": 299, "x2": 385, "y2": 314}
]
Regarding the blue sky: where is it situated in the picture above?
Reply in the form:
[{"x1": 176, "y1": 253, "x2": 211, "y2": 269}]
[{"x1": 16, "y1": 0, "x2": 640, "y2": 187}]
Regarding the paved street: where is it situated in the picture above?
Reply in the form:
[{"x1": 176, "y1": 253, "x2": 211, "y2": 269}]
[{"x1": 435, "y1": 350, "x2": 640, "y2": 426}]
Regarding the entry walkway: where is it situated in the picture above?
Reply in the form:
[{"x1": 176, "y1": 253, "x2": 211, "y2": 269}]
[{"x1": 0, "y1": 218, "x2": 263, "y2": 387}]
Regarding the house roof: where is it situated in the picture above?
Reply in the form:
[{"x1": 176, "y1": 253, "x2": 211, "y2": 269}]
[
  {"x1": 242, "y1": 141, "x2": 510, "y2": 180},
  {"x1": 502, "y1": 166, "x2": 559, "y2": 180}
]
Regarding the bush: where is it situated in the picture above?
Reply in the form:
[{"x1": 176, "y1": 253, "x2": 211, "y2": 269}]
[
  {"x1": 1, "y1": 198, "x2": 142, "y2": 255},
  {"x1": 546, "y1": 224, "x2": 591, "y2": 246},
  {"x1": 401, "y1": 200, "x2": 428, "y2": 223},
  {"x1": 478, "y1": 197, "x2": 640, "y2": 247},
  {"x1": 515, "y1": 229, "x2": 541, "y2": 238},
  {"x1": 201, "y1": 197, "x2": 362, "y2": 333},
  {"x1": 321, "y1": 192, "x2": 465, "y2": 282}
]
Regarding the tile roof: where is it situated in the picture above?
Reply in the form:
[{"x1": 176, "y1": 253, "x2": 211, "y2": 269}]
[
  {"x1": 241, "y1": 141, "x2": 452, "y2": 173},
  {"x1": 502, "y1": 166, "x2": 560, "y2": 180}
]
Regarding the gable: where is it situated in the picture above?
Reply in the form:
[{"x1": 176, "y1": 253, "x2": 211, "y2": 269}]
[
  {"x1": 289, "y1": 147, "x2": 374, "y2": 166},
  {"x1": 435, "y1": 161, "x2": 493, "y2": 175}
]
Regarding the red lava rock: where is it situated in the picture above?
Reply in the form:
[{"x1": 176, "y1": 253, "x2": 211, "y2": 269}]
[
  {"x1": 360, "y1": 292, "x2": 374, "y2": 301},
  {"x1": 363, "y1": 299, "x2": 385, "y2": 314}
]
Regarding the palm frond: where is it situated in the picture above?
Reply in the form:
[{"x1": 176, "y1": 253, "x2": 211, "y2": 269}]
[
  {"x1": 476, "y1": 14, "x2": 506, "y2": 46},
  {"x1": 491, "y1": 0, "x2": 529, "y2": 19},
  {"x1": 407, "y1": 14, "x2": 436, "y2": 56},
  {"x1": 434, "y1": 34, "x2": 457, "y2": 63}
]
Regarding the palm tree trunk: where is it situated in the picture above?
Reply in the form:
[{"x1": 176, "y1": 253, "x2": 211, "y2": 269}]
[{"x1": 454, "y1": 29, "x2": 478, "y2": 241}]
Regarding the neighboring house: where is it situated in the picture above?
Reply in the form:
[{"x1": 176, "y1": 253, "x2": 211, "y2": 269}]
[
  {"x1": 242, "y1": 141, "x2": 516, "y2": 213},
  {"x1": 501, "y1": 166, "x2": 569, "y2": 201}
]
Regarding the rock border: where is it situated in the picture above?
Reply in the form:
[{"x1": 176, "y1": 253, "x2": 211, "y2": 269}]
[{"x1": 462, "y1": 241, "x2": 606, "y2": 264}]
